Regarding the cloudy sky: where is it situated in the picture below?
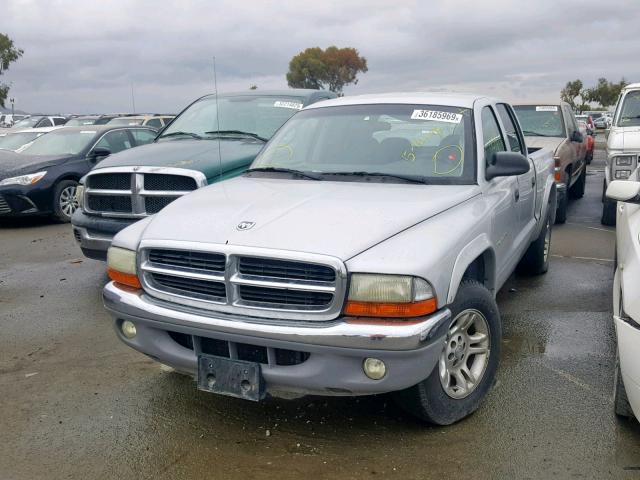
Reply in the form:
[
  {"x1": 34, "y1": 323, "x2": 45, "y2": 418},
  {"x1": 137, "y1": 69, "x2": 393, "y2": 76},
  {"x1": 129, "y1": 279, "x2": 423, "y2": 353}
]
[{"x1": 2, "y1": 0, "x2": 638, "y2": 114}]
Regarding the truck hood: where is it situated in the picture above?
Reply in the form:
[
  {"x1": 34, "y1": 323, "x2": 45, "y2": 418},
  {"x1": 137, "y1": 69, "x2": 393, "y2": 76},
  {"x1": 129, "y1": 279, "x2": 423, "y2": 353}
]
[
  {"x1": 140, "y1": 176, "x2": 480, "y2": 260},
  {"x1": 95, "y1": 138, "x2": 264, "y2": 181},
  {"x1": 0, "y1": 152, "x2": 74, "y2": 180},
  {"x1": 608, "y1": 127, "x2": 640, "y2": 151},
  {"x1": 523, "y1": 136, "x2": 564, "y2": 154}
]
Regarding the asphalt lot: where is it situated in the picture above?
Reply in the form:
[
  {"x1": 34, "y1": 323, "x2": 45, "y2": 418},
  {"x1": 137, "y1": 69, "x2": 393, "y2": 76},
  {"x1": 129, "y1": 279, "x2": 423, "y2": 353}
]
[{"x1": 2, "y1": 138, "x2": 640, "y2": 479}]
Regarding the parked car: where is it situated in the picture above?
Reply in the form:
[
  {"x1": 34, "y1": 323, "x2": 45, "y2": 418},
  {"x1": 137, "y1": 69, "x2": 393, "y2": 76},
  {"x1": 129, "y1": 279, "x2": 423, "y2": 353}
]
[
  {"x1": 0, "y1": 126, "x2": 63, "y2": 152},
  {"x1": 1, "y1": 114, "x2": 28, "y2": 127},
  {"x1": 606, "y1": 175, "x2": 640, "y2": 422},
  {"x1": 594, "y1": 115, "x2": 609, "y2": 129},
  {"x1": 65, "y1": 116, "x2": 101, "y2": 126},
  {"x1": 71, "y1": 89, "x2": 336, "y2": 260},
  {"x1": 0, "y1": 125, "x2": 157, "y2": 222},
  {"x1": 575, "y1": 114, "x2": 595, "y2": 135},
  {"x1": 602, "y1": 83, "x2": 640, "y2": 225},
  {"x1": 576, "y1": 119, "x2": 595, "y2": 164},
  {"x1": 513, "y1": 102, "x2": 587, "y2": 223},
  {"x1": 102, "y1": 93, "x2": 556, "y2": 425},
  {"x1": 9, "y1": 115, "x2": 67, "y2": 130},
  {"x1": 107, "y1": 115, "x2": 174, "y2": 129}
]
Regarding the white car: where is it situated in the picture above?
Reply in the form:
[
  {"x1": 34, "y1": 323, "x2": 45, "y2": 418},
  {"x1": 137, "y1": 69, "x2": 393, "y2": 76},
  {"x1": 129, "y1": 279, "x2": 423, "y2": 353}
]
[
  {"x1": 607, "y1": 177, "x2": 640, "y2": 421},
  {"x1": 0, "y1": 126, "x2": 64, "y2": 152}
]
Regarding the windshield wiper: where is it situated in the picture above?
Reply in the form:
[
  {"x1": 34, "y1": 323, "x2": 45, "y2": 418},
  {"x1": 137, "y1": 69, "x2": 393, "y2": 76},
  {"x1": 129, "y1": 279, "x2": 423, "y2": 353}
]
[
  {"x1": 159, "y1": 131, "x2": 203, "y2": 140},
  {"x1": 522, "y1": 130, "x2": 547, "y2": 137},
  {"x1": 321, "y1": 171, "x2": 427, "y2": 184},
  {"x1": 246, "y1": 167, "x2": 322, "y2": 180},
  {"x1": 204, "y1": 130, "x2": 268, "y2": 142}
]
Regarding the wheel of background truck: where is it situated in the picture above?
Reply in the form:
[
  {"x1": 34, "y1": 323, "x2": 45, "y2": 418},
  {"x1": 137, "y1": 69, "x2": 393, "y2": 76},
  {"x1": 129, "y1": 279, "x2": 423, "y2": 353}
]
[
  {"x1": 517, "y1": 208, "x2": 551, "y2": 275},
  {"x1": 52, "y1": 179, "x2": 79, "y2": 223},
  {"x1": 393, "y1": 280, "x2": 501, "y2": 425},
  {"x1": 614, "y1": 352, "x2": 635, "y2": 419},
  {"x1": 555, "y1": 189, "x2": 568, "y2": 224},
  {"x1": 601, "y1": 197, "x2": 617, "y2": 226},
  {"x1": 569, "y1": 167, "x2": 586, "y2": 199}
]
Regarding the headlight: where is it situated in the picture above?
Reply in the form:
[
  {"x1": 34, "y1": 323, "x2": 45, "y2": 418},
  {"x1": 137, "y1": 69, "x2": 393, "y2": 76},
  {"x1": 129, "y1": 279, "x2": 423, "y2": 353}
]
[
  {"x1": 615, "y1": 170, "x2": 631, "y2": 179},
  {"x1": 107, "y1": 247, "x2": 140, "y2": 288},
  {"x1": 615, "y1": 155, "x2": 634, "y2": 166},
  {"x1": 345, "y1": 273, "x2": 436, "y2": 319},
  {"x1": 75, "y1": 184, "x2": 85, "y2": 209},
  {"x1": 0, "y1": 171, "x2": 47, "y2": 186}
]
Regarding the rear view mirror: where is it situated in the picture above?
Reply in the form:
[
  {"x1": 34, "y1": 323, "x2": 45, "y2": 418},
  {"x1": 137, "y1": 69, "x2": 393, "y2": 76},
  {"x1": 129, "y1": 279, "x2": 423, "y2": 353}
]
[
  {"x1": 486, "y1": 151, "x2": 530, "y2": 180},
  {"x1": 606, "y1": 180, "x2": 640, "y2": 203}
]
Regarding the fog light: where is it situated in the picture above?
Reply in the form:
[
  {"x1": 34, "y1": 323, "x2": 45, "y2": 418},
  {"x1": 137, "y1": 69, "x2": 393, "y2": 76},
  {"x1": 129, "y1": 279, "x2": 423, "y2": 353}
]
[
  {"x1": 121, "y1": 320, "x2": 137, "y2": 339},
  {"x1": 363, "y1": 358, "x2": 386, "y2": 380}
]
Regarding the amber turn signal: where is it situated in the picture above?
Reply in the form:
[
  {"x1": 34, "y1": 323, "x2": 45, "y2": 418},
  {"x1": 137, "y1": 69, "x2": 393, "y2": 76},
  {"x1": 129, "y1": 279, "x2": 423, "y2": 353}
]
[
  {"x1": 344, "y1": 298, "x2": 437, "y2": 318},
  {"x1": 108, "y1": 268, "x2": 141, "y2": 289}
]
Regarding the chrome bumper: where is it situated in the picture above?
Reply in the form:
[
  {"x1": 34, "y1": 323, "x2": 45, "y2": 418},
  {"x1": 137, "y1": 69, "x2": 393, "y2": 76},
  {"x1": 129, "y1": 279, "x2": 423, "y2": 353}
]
[{"x1": 103, "y1": 281, "x2": 451, "y2": 351}]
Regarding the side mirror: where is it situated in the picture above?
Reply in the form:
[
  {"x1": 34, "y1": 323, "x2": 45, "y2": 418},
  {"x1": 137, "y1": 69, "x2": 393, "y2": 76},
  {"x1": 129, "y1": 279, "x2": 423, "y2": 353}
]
[
  {"x1": 571, "y1": 130, "x2": 584, "y2": 143},
  {"x1": 606, "y1": 180, "x2": 640, "y2": 203},
  {"x1": 90, "y1": 147, "x2": 111, "y2": 161},
  {"x1": 486, "y1": 151, "x2": 530, "y2": 180}
]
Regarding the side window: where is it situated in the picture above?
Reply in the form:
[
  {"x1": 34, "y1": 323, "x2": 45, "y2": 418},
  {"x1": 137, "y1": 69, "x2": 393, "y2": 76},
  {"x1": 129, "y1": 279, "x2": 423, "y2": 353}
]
[
  {"x1": 481, "y1": 106, "x2": 507, "y2": 165},
  {"x1": 496, "y1": 104, "x2": 523, "y2": 154},
  {"x1": 94, "y1": 130, "x2": 132, "y2": 154},
  {"x1": 146, "y1": 118, "x2": 162, "y2": 128},
  {"x1": 37, "y1": 118, "x2": 53, "y2": 127},
  {"x1": 53, "y1": 117, "x2": 66, "y2": 126},
  {"x1": 131, "y1": 129, "x2": 157, "y2": 145}
]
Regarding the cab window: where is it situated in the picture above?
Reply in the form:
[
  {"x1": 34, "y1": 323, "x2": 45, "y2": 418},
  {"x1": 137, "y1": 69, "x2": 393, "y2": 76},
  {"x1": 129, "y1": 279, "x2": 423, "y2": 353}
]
[
  {"x1": 496, "y1": 104, "x2": 523, "y2": 154},
  {"x1": 481, "y1": 106, "x2": 506, "y2": 165}
]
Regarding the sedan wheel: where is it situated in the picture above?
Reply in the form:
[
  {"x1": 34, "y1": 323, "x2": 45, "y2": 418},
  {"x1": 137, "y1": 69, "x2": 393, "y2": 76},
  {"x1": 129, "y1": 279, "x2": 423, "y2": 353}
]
[{"x1": 59, "y1": 185, "x2": 78, "y2": 217}]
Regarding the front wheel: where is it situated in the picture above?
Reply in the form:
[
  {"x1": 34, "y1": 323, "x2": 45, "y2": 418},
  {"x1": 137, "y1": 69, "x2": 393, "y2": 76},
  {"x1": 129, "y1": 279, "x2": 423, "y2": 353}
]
[
  {"x1": 393, "y1": 280, "x2": 501, "y2": 425},
  {"x1": 52, "y1": 180, "x2": 79, "y2": 223}
]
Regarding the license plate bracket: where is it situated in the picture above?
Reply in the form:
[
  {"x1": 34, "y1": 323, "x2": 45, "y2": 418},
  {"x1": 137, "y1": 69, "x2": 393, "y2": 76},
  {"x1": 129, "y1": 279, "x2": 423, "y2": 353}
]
[{"x1": 197, "y1": 354, "x2": 264, "y2": 401}]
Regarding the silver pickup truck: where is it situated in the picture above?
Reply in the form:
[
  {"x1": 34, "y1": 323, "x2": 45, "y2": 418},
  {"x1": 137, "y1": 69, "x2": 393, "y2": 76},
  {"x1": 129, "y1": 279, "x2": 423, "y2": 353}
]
[{"x1": 103, "y1": 93, "x2": 556, "y2": 425}]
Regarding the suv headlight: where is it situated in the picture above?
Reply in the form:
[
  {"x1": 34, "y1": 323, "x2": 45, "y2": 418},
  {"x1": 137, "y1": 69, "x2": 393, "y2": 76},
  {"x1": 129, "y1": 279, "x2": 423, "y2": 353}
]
[
  {"x1": 0, "y1": 171, "x2": 47, "y2": 186},
  {"x1": 345, "y1": 273, "x2": 436, "y2": 319},
  {"x1": 75, "y1": 184, "x2": 85, "y2": 209},
  {"x1": 610, "y1": 155, "x2": 637, "y2": 180}
]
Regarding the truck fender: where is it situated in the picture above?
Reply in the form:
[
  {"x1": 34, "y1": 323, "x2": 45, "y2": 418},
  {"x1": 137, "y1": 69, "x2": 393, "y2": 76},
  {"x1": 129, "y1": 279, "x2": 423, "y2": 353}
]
[
  {"x1": 535, "y1": 180, "x2": 557, "y2": 236},
  {"x1": 446, "y1": 234, "x2": 496, "y2": 304}
]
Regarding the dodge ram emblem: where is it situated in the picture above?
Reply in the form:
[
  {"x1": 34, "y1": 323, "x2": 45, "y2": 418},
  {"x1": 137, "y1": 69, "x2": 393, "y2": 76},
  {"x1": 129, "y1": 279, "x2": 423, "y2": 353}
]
[{"x1": 236, "y1": 221, "x2": 255, "y2": 231}]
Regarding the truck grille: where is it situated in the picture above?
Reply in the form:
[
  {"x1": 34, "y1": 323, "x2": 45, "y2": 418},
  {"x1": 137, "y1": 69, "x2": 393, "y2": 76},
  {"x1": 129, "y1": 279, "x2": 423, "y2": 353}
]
[
  {"x1": 83, "y1": 168, "x2": 205, "y2": 218},
  {"x1": 139, "y1": 245, "x2": 346, "y2": 321}
]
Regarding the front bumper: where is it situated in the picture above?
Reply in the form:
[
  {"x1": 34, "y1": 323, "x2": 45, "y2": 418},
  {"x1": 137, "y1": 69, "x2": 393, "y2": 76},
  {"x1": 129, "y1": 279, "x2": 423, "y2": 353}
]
[
  {"x1": 0, "y1": 186, "x2": 47, "y2": 217},
  {"x1": 615, "y1": 315, "x2": 640, "y2": 418},
  {"x1": 103, "y1": 281, "x2": 451, "y2": 397},
  {"x1": 71, "y1": 209, "x2": 136, "y2": 260}
]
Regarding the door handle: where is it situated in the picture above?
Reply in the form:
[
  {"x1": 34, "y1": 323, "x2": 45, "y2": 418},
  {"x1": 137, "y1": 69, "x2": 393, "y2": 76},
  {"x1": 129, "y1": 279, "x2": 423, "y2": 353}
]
[{"x1": 515, "y1": 188, "x2": 520, "y2": 202}]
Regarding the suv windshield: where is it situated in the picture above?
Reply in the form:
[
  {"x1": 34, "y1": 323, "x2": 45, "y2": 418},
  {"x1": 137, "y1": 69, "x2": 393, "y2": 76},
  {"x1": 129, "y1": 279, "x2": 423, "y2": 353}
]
[
  {"x1": 20, "y1": 129, "x2": 97, "y2": 155},
  {"x1": 513, "y1": 106, "x2": 565, "y2": 137},
  {"x1": 159, "y1": 95, "x2": 306, "y2": 142},
  {"x1": 618, "y1": 91, "x2": 640, "y2": 127},
  {"x1": 250, "y1": 104, "x2": 475, "y2": 185}
]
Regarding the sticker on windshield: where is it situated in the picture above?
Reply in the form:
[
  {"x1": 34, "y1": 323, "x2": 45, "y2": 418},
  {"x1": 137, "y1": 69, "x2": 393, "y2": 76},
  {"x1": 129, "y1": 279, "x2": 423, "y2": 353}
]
[
  {"x1": 536, "y1": 106, "x2": 558, "y2": 112},
  {"x1": 274, "y1": 101, "x2": 303, "y2": 110},
  {"x1": 411, "y1": 110, "x2": 462, "y2": 123}
]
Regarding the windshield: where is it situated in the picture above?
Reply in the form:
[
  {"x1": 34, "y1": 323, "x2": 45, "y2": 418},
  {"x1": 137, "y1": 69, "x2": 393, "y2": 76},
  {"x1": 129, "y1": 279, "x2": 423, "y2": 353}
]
[
  {"x1": 513, "y1": 106, "x2": 565, "y2": 137},
  {"x1": 159, "y1": 95, "x2": 306, "y2": 141},
  {"x1": 250, "y1": 104, "x2": 475, "y2": 184},
  {"x1": 108, "y1": 117, "x2": 144, "y2": 126},
  {"x1": 66, "y1": 118, "x2": 97, "y2": 126},
  {"x1": 618, "y1": 91, "x2": 640, "y2": 127},
  {"x1": 0, "y1": 132, "x2": 41, "y2": 151},
  {"x1": 20, "y1": 129, "x2": 97, "y2": 155},
  {"x1": 12, "y1": 117, "x2": 39, "y2": 129}
]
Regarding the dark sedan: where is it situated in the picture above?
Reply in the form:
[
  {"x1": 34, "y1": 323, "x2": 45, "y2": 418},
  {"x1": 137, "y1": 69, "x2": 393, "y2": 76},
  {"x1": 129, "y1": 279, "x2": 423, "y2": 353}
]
[{"x1": 0, "y1": 125, "x2": 157, "y2": 222}]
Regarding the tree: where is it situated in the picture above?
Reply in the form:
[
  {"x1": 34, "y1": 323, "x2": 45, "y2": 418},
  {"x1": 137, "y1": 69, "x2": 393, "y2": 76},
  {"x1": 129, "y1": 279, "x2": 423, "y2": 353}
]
[
  {"x1": 286, "y1": 46, "x2": 367, "y2": 95},
  {"x1": 249, "y1": 84, "x2": 258, "y2": 90},
  {"x1": 584, "y1": 78, "x2": 628, "y2": 108},
  {"x1": 560, "y1": 80, "x2": 584, "y2": 110},
  {"x1": 0, "y1": 33, "x2": 23, "y2": 108}
]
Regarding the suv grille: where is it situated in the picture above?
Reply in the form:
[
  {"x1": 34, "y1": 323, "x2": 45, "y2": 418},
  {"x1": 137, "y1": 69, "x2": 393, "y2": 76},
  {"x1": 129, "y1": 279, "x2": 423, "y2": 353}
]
[
  {"x1": 139, "y1": 247, "x2": 346, "y2": 320},
  {"x1": 83, "y1": 168, "x2": 205, "y2": 217}
]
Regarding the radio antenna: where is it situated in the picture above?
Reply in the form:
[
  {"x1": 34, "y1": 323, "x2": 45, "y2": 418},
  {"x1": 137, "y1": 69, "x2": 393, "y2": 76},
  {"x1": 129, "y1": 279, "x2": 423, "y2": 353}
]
[{"x1": 213, "y1": 56, "x2": 222, "y2": 178}]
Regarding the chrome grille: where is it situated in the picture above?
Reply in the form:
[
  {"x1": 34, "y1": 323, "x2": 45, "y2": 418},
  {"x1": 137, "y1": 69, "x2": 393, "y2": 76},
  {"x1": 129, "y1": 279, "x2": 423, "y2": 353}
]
[
  {"x1": 139, "y1": 243, "x2": 347, "y2": 321},
  {"x1": 0, "y1": 195, "x2": 11, "y2": 214},
  {"x1": 83, "y1": 167, "x2": 206, "y2": 218}
]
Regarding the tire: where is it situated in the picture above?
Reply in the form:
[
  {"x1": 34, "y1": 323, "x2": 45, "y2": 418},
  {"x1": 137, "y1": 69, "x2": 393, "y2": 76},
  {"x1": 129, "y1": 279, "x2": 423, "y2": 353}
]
[
  {"x1": 614, "y1": 352, "x2": 634, "y2": 419},
  {"x1": 393, "y1": 280, "x2": 501, "y2": 425},
  {"x1": 586, "y1": 151, "x2": 593, "y2": 165},
  {"x1": 52, "y1": 179, "x2": 79, "y2": 223},
  {"x1": 555, "y1": 189, "x2": 568, "y2": 224},
  {"x1": 569, "y1": 167, "x2": 586, "y2": 199},
  {"x1": 517, "y1": 209, "x2": 551, "y2": 275},
  {"x1": 601, "y1": 198, "x2": 617, "y2": 226}
]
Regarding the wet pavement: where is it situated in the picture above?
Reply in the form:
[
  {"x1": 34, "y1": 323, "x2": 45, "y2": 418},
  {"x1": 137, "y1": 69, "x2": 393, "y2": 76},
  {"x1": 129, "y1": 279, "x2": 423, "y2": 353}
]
[{"x1": 2, "y1": 140, "x2": 640, "y2": 479}]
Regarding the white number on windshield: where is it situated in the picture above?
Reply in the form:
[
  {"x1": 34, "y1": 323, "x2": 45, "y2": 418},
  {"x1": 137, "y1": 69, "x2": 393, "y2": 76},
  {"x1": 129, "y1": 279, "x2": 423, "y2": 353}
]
[{"x1": 411, "y1": 110, "x2": 462, "y2": 123}]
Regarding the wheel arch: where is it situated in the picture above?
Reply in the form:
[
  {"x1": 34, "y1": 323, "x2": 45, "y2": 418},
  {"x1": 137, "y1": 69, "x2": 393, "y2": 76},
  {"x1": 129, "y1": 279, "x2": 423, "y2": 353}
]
[{"x1": 446, "y1": 235, "x2": 496, "y2": 305}]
